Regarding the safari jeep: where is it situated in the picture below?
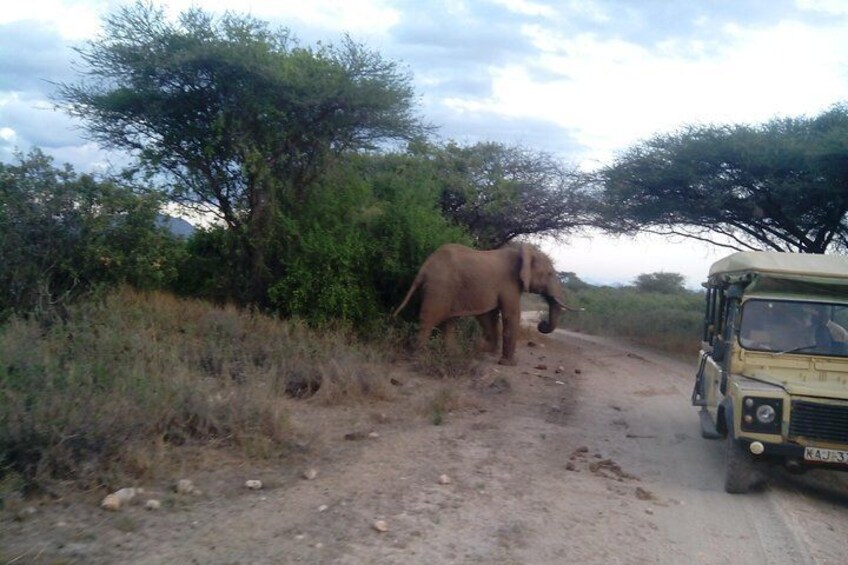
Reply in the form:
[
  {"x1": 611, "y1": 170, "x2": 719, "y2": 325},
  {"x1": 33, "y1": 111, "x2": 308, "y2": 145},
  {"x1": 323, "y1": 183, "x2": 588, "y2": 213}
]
[{"x1": 693, "y1": 251, "x2": 848, "y2": 493}]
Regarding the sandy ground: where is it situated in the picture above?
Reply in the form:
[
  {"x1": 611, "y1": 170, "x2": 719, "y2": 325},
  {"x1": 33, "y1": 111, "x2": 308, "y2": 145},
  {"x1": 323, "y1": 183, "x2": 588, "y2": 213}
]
[{"x1": 4, "y1": 321, "x2": 848, "y2": 564}]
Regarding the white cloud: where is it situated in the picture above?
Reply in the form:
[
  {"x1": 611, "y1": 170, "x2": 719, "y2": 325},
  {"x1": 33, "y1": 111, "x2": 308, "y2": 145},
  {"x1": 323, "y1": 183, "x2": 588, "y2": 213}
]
[
  {"x1": 0, "y1": 0, "x2": 104, "y2": 39},
  {"x1": 441, "y1": 17, "x2": 848, "y2": 168},
  {"x1": 163, "y1": 0, "x2": 401, "y2": 36},
  {"x1": 796, "y1": 0, "x2": 848, "y2": 16},
  {"x1": 492, "y1": 0, "x2": 556, "y2": 18}
]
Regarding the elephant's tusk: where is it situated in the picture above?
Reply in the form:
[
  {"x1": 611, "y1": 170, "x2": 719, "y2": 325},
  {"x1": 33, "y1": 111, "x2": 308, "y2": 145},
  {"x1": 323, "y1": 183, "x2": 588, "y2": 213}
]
[{"x1": 551, "y1": 296, "x2": 584, "y2": 312}]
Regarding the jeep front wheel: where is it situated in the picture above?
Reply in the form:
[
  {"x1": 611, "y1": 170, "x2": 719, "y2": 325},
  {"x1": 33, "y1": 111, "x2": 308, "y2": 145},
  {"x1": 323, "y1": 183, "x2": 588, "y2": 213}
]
[{"x1": 724, "y1": 434, "x2": 759, "y2": 494}]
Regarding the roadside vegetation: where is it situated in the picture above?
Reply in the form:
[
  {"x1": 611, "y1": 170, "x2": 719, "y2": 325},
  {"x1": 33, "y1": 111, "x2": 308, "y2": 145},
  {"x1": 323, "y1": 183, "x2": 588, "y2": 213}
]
[
  {"x1": 3, "y1": 1, "x2": 846, "y2": 498},
  {"x1": 0, "y1": 288, "x2": 395, "y2": 494},
  {"x1": 551, "y1": 272, "x2": 703, "y2": 359},
  {"x1": 562, "y1": 289, "x2": 702, "y2": 358}
]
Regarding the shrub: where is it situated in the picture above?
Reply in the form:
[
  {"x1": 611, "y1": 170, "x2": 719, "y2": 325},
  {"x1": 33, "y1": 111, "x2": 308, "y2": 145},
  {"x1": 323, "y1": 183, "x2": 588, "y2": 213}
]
[
  {"x1": 0, "y1": 149, "x2": 185, "y2": 320},
  {"x1": 0, "y1": 288, "x2": 392, "y2": 491},
  {"x1": 267, "y1": 153, "x2": 470, "y2": 330}
]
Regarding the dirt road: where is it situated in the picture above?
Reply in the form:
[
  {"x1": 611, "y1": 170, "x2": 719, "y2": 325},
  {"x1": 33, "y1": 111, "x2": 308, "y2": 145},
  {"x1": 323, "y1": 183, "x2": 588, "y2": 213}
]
[{"x1": 5, "y1": 327, "x2": 848, "y2": 563}]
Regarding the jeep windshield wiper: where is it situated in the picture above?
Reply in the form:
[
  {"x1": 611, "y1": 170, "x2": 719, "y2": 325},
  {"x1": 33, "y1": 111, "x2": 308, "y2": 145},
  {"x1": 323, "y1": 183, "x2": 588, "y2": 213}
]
[{"x1": 775, "y1": 344, "x2": 818, "y2": 356}]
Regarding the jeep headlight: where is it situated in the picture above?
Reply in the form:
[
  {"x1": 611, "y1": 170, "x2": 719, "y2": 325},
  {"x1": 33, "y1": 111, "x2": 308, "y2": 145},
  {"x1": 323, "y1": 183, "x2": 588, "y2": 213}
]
[
  {"x1": 755, "y1": 404, "x2": 776, "y2": 424},
  {"x1": 741, "y1": 396, "x2": 782, "y2": 434}
]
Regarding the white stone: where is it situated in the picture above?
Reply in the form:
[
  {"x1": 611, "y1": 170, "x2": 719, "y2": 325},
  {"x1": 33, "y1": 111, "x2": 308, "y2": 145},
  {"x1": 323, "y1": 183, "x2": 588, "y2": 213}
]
[
  {"x1": 145, "y1": 499, "x2": 162, "y2": 511},
  {"x1": 302, "y1": 468, "x2": 318, "y2": 480},
  {"x1": 438, "y1": 474, "x2": 452, "y2": 485},
  {"x1": 373, "y1": 520, "x2": 389, "y2": 533},
  {"x1": 175, "y1": 479, "x2": 195, "y2": 494},
  {"x1": 245, "y1": 480, "x2": 263, "y2": 490},
  {"x1": 113, "y1": 487, "x2": 142, "y2": 503}
]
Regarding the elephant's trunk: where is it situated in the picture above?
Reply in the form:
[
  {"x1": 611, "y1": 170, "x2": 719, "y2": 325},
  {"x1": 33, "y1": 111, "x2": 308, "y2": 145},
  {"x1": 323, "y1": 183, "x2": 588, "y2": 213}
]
[{"x1": 537, "y1": 297, "x2": 562, "y2": 334}]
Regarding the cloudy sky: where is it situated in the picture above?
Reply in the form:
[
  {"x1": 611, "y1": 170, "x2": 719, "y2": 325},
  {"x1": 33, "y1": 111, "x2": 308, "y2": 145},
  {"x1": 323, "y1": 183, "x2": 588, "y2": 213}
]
[{"x1": 3, "y1": 0, "x2": 848, "y2": 286}]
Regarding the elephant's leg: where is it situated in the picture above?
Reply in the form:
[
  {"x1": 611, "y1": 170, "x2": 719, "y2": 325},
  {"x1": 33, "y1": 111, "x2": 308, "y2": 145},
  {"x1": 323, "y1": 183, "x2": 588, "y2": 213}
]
[
  {"x1": 417, "y1": 321, "x2": 436, "y2": 349},
  {"x1": 499, "y1": 308, "x2": 519, "y2": 366},
  {"x1": 476, "y1": 310, "x2": 499, "y2": 354},
  {"x1": 440, "y1": 318, "x2": 458, "y2": 353}
]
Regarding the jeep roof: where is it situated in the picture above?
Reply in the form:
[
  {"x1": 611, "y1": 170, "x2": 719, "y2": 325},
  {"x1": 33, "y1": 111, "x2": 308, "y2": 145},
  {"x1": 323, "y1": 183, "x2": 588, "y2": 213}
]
[{"x1": 710, "y1": 251, "x2": 848, "y2": 278}]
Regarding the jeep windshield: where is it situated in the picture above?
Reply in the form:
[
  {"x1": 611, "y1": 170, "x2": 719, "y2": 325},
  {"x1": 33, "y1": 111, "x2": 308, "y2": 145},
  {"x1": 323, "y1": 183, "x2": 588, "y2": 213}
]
[{"x1": 738, "y1": 299, "x2": 848, "y2": 356}]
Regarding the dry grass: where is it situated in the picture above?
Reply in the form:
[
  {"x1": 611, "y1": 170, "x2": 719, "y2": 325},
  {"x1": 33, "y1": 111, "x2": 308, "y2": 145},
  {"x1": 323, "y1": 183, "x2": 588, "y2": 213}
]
[
  {"x1": 421, "y1": 385, "x2": 476, "y2": 426},
  {"x1": 0, "y1": 288, "x2": 395, "y2": 492}
]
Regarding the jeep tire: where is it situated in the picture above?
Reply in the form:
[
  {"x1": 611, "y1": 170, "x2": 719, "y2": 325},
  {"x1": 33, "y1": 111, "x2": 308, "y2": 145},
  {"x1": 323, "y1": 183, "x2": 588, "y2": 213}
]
[{"x1": 724, "y1": 434, "x2": 760, "y2": 494}]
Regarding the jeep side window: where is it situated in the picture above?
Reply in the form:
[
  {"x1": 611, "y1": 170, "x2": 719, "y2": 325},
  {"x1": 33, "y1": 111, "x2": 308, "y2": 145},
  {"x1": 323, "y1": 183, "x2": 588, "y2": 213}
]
[{"x1": 702, "y1": 287, "x2": 726, "y2": 347}]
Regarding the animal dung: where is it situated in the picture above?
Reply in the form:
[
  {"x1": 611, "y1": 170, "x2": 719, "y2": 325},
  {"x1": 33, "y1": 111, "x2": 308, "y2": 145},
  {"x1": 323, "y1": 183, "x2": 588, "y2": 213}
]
[
  {"x1": 302, "y1": 468, "x2": 318, "y2": 480},
  {"x1": 245, "y1": 479, "x2": 263, "y2": 490}
]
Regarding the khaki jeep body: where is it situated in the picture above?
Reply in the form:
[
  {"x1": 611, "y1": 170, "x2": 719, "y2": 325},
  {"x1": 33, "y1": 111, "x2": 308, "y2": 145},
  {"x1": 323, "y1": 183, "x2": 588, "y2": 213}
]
[{"x1": 693, "y1": 251, "x2": 848, "y2": 493}]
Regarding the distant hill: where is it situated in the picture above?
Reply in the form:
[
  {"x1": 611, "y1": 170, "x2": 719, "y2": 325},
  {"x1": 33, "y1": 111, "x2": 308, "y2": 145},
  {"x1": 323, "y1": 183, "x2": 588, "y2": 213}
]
[{"x1": 156, "y1": 215, "x2": 196, "y2": 238}]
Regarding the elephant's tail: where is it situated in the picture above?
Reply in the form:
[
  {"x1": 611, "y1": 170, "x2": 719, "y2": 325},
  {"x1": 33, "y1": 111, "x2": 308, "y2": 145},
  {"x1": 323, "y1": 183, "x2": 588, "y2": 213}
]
[{"x1": 393, "y1": 274, "x2": 424, "y2": 317}]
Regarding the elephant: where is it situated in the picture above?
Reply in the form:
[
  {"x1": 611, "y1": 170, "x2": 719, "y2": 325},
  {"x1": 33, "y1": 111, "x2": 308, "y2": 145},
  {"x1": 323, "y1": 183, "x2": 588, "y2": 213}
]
[{"x1": 393, "y1": 243, "x2": 576, "y2": 365}]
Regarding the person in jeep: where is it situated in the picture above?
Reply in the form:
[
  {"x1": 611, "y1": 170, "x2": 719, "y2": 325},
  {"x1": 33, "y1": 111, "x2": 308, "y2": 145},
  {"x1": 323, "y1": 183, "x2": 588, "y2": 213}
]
[{"x1": 739, "y1": 300, "x2": 847, "y2": 356}]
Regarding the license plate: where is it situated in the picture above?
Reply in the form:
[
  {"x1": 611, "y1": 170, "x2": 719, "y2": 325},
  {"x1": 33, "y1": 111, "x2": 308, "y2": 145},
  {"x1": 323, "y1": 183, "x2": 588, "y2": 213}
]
[{"x1": 804, "y1": 447, "x2": 848, "y2": 464}]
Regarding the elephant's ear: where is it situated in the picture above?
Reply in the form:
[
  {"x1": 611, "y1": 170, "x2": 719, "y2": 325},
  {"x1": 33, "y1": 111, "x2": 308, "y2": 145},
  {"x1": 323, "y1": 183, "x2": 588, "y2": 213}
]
[{"x1": 519, "y1": 245, "x2": 532, "y2": 292}]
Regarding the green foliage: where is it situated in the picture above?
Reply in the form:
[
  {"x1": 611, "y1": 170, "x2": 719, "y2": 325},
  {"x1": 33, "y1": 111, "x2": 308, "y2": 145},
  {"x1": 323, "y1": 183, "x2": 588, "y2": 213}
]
[
  {"x1": 267, "y1": 153, "x2": 470, "y2": 329},
  {"x1": 0, "y1": 288, "x2": 390, "y2": 490},
  {"x1": 561, "y1": 283, "x2": 703, "y2": 357},
  {"x1": 60, "y1": 2, "x2": 427, "y2": 305},
  {"x1": 420, "y1": 141, "x2": 591, "y2": 249},
  {"x1": 0, "y1": 149, "x2": 184, "y2": 319},
  {"x1": 632, "y1": 272, "x2": 687, "y2": 294},
  {"x1": 174, "y1": 226, "x2": 251, "y2": 304},
  {"x1": 599, "y1": 104, "x2": 848, "y2": 253}
]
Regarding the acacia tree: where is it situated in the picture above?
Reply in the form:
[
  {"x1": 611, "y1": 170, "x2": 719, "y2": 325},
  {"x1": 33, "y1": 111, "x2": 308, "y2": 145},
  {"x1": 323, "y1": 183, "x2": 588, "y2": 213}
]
[
  {"x1": 59, "y1": 2, "x2": 426, "y2": 304},
  {"x1": 598, "y1": 105, "x2": 848, "y2": 253},
  {"x1": 424, "y1": 141, "x2": 592, "y2": 249},
  {"x1": 632, "y1": 272, "x2": 686, "y2": 294}
]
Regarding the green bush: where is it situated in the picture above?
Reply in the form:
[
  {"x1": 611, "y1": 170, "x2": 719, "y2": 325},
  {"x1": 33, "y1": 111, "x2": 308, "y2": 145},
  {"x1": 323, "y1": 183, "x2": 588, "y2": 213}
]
[
  {"x1": 268, "y1": 153, "x2": 470, "y2": 330},
  {"x1": 0, "y1": 149, "x2": 185, "y2": 320},
  {"x1": 174, "y1": 226, "x2": 251, "y2": 305}
]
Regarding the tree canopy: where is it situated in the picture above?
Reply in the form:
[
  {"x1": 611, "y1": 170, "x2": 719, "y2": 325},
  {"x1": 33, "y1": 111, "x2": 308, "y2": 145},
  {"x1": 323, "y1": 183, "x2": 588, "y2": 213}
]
[
  {"x1": 632, "y1": 272, "x2": 687, "y2": 294},
  {"x1": 60, "y1": 2, "x2": 424, "y2": 224},
  {"x1": 426, "y1": 141, "x2": 591, "y2": 249},
  {"x1": 598, "y1": 105, "x2": 848, "y2": 253},
  {"x1": 58, "y1": 1, "x2": 426, "y2": 304}
]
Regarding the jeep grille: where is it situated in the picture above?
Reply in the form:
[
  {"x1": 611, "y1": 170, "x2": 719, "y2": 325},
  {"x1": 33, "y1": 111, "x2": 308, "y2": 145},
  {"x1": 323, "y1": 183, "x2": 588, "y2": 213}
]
[{"x1": 790, "y1": 400, "x2": 848, "y2": 443}]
